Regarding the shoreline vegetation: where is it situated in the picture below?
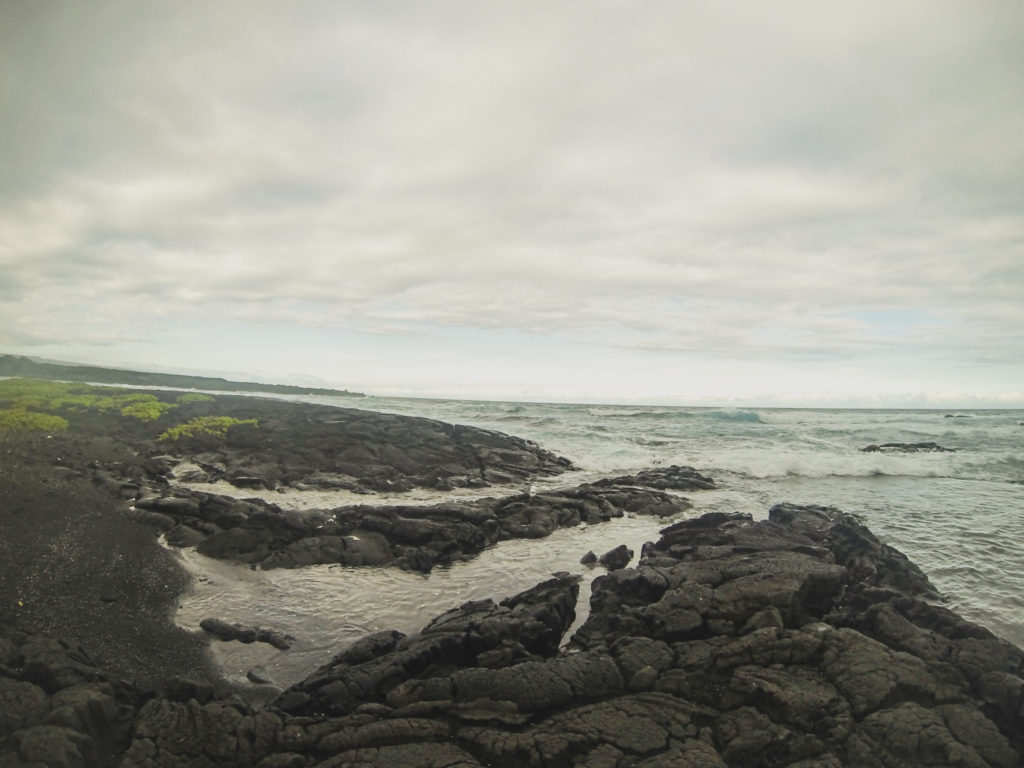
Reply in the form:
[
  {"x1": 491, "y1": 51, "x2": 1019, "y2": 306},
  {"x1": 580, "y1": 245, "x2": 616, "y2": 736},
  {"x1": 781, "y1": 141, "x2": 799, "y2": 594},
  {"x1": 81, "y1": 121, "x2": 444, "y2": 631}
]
[
  {"x1": 0, "y1": 354, "x2": 365, "y2": 398},
  {"x1": 1, "y1": 378, "x2": 1022, "y2": 766}
]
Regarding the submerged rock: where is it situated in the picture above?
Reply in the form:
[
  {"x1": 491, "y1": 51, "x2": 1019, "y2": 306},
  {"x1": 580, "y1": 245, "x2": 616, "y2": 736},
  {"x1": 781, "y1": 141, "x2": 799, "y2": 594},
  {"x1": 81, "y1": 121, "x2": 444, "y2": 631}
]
[{"x1": 861, "y1": 441, "x2": 955, "y2": 453}]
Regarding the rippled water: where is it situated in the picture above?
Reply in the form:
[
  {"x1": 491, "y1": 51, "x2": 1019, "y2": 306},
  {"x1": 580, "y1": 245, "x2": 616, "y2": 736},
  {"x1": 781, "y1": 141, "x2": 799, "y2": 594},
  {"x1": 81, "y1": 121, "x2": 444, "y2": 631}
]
[
  {"x1": 169, "y1": 399, "x2": 1024, "y2": 687},
  {"x1": 172, "y1": 515, "x2": 667, "y2": 688}
]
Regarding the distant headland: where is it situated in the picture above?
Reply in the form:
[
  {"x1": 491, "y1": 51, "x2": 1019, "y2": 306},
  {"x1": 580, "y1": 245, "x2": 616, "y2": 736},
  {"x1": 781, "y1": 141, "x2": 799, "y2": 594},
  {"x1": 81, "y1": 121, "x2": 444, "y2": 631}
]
[{"x1": 0, "y1": 354, "x2": 364, "y2": 398}]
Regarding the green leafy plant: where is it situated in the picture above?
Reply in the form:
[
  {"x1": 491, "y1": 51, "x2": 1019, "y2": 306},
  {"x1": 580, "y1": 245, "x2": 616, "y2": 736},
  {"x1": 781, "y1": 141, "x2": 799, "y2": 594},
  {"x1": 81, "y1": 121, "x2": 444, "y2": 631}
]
[
  {"x1": 121, "y1": 398, "x2": 177, "y2": 421},
  {"x1": 48, "y1": 393, "x2": 118, "y2": 411},
  {"x1": 158, "y1": 416, "x2": 258, "y2": 442},
  {"x1": 0, "y1": 378, "x2": 83, "y2": 409},
  {"x1": 0, "y1": 378, "x2": 178, "y2": 422},
  {"x1": 177, "y1": 393, "x2": 214, "y2": 403},
  {"x1": 0, "y1": 408, "x2": 69, "y2": 432}
]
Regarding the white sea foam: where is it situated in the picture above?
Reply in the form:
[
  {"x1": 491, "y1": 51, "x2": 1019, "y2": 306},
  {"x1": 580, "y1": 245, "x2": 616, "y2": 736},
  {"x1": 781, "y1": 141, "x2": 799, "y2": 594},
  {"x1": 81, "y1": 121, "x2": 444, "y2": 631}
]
[
  {"x1": 172, "y1": 477, "x2": 511, "y2": 510},
  {"x1": 702, "y1": 448, "x2": 965, "y2": 481}
]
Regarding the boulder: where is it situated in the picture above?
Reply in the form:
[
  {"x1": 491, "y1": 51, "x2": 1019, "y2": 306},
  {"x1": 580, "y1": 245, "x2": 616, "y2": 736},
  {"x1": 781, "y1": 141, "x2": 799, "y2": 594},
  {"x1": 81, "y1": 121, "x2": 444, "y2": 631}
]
[
  {"x1": 598, "y1": 544, "x2": 633, "y2": 571},
  {"x1": 199, "y1": 619, "x2": 294, "y2": 650},
  {"x1": 9, "y1": 724, "x2": 98, "y2": 768},
  {"x1": 0, "y1": 629, "x2": 145, "y2": 767},
  {"x1": 164, "y1": 523, "x2": 207, "y2": 548},
  {"x1": 0, "y1": 678, "x2": 49, "y2": 735}
]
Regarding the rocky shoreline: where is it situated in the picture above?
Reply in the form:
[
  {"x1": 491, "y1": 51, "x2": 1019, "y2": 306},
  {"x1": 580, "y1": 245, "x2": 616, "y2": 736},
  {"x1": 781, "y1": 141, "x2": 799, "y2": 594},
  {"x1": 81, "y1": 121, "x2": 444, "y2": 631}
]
[
  {"x1": 2, "y1": 386, "x2": 1022, "y2": 766},
  {"x1": 131, "y1": 466, "x2": 711, "y2": 573},
  {"x1": 4, "y1": 506, "x2": 1022, "y2": 767}
]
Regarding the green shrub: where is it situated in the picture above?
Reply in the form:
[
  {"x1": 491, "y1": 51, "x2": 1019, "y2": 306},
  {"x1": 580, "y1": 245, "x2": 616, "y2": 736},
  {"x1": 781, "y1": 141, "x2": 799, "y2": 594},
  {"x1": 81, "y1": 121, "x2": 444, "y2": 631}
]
[
  {"x1": 0, "y1": 378, "x2": 178, "y2": 422},
  {"x1": 118, "y1": 392, "x2": 159, "y2": 405},
  {"x1": 0, "y1": 378, "x2": 74, "y2": 401},
  {"x1": 0, "y1": 408, "x2": 69, "y2": 432},
  {"x1": 0, "y1": 379, "x2": 120, "y2": 411},
  {"x1": 0, "y1": 379, "x2": 79, "y2": 410},
  {"x1": 121, "y1": 399, "x2": 177, "y2": 421},
  {"x1": 158, "y1": 416, "x2": 258, "y2": 442},
  {"x1": 48, "y1": 393, "x2": 117, "y2": 411},
  {"x1": 177, "y1": 393, "x2": 214, "y2": 403}
]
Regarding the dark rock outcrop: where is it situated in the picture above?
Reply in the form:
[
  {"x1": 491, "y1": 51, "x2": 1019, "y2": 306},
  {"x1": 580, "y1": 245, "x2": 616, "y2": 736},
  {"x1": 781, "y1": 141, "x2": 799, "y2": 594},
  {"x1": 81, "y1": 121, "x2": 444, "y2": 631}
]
[
  {"x1": 276, "y1": 574, "x2": 581, "y2": 717},
  {"x1": 161, "y1": 397, "x2": 575, "y2": 492},
  {"x1": 598, "y1": 544, "x2": 633, "y2": 571},
  {"x1": 6, "y1": 506, "x2": 1023, "y2": 767},
  {"x1": 0, "y1": 385, "x2": 576, "y2": 499},
  {"x1": 590, "y1": 464, "x2": 717, "y2": 491},
  {"x1": 0, "y1": 629, "x2": 142, "y2": 768},
  {"x1": 277, "y1": 506, "x2": 1018, "y2": 767},
  {"x1": 199, "y1": 619, "x2": 294, "y2": 650},
  {"x1": 228, "y1": 505, "x2": 1021, "y2": 767},
  {"x1": 139, "y1": 482, "x2": 696, "y2": 572}
]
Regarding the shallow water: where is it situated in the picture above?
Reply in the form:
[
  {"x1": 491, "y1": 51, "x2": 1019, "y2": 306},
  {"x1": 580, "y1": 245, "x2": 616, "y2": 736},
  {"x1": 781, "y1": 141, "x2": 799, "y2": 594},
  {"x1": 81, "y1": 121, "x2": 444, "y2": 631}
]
[
  {"x1": 169, "y1": 398, "x2": 1024, "y2": 687},
  {"x1": 172, "y1": 513, "x2": 671, "y2": 688}
]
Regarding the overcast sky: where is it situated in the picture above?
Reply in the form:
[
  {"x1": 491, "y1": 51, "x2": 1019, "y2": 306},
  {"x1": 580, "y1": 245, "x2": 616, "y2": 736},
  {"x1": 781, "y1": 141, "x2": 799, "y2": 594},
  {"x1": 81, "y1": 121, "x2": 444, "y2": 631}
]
[{"x1": 1, "y1": 1, "x2": 1022, "y2": 406}]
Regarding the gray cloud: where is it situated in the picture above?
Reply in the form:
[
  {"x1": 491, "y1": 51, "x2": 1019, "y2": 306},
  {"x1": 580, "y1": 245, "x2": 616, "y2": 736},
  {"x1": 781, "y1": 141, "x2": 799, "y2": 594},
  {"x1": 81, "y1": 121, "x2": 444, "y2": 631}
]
[{"x1": 1, "y1": 1, "x2": 1022, "y2": 402}]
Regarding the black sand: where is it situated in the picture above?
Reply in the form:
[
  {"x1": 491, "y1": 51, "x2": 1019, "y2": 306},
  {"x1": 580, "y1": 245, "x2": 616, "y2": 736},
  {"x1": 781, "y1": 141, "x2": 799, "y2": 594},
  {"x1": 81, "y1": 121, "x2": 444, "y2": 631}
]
[{"x1": 0, "y1": 431, "x2": 216, "y2": 689}]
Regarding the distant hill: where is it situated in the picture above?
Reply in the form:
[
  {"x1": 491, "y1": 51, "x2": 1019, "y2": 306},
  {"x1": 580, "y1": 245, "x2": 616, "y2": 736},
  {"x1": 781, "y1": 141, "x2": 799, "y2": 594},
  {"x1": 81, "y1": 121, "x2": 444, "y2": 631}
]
[{"x1": 0, "y1": 355, "x2": 364, "y2": 398}]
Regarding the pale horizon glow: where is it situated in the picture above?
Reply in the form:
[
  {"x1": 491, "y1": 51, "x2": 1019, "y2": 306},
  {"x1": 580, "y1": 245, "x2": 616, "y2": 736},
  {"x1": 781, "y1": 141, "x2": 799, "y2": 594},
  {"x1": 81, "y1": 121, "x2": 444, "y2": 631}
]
[{"x1": 2, "y1": 2, "x2": 1023, "y2": 408}]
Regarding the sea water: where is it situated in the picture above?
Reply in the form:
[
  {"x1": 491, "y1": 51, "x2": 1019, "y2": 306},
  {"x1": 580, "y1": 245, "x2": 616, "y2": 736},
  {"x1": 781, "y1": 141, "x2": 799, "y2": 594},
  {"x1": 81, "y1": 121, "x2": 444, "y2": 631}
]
[{"x1": 171, "y1": 398, "x2": 1024, "y2": 688}]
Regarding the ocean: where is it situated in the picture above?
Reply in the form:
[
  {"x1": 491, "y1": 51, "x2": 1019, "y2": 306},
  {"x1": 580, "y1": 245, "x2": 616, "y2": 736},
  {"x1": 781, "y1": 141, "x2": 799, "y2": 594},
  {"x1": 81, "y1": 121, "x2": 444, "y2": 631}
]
[{"x1": 172, "y1": 398, "x2": 1024, "y2": 689}]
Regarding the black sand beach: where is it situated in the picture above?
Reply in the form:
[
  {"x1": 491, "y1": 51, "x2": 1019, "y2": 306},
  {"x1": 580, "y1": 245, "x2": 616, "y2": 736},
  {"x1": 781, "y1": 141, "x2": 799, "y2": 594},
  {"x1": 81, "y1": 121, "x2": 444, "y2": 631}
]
[
  {"x1": 2, "y1": 382, "x2": 1023, "y2": 767},
  {"x1": 0, "y1": 431, "x2": 215, "y2": 689}
]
